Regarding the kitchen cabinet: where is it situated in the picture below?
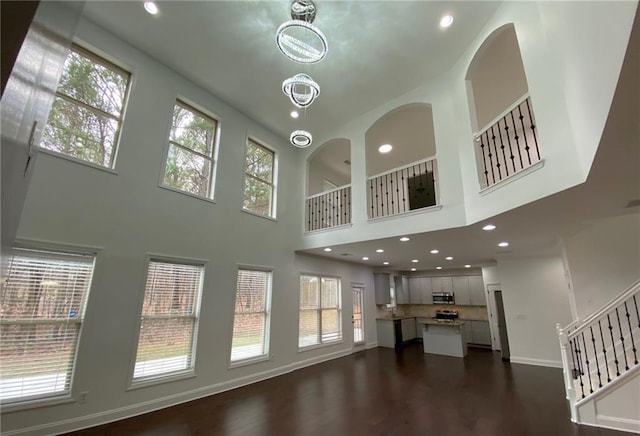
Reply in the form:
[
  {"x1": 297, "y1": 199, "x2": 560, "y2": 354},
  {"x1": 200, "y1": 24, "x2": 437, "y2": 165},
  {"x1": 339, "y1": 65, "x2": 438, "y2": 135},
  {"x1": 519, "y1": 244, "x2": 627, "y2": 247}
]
[
  {"x1": 464, "y1": 320, "x2": 491, "y2": 346},
  {"x1": 401, "y1": 318, "x2": 417, "y2": 340},
  {"x1": 431, "y1": 276, "x2": 453, "y2": 293},
  {"x1": 420, "y1": 277, "x2": 433, "y2": 304},
  {"x1": 395, "y1": 275, "x2": 409, "y2": 304},
  {"x1": 452, "y1": 277, "x2": 470, "y2": 305},
  {"x1": 469, "y1": 276, "x2": 486, "y2": 306},
  {"x1": 408, "y1": 277, "x2": 423, "y2": 304},
  {"x1": 374, "y1": 273, "x2": 391, "y2": 305},
  {"x1": 376, "y1": 319, "x2": 395, "y2": 348}
]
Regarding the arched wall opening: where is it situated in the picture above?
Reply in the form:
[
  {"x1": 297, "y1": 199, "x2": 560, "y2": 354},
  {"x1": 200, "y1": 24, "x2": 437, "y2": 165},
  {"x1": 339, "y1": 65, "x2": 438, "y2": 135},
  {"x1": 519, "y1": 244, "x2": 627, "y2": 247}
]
[{"x1": 307, "y1": 138, "x2": 351, "y2": 197}]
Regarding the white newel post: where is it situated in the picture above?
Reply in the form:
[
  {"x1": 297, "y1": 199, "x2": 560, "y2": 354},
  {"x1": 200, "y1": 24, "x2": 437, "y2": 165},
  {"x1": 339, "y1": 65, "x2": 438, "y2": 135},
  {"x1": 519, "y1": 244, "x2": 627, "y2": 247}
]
[{"x1": 557, "y1": 323, "x2": 578, "y2": 422}]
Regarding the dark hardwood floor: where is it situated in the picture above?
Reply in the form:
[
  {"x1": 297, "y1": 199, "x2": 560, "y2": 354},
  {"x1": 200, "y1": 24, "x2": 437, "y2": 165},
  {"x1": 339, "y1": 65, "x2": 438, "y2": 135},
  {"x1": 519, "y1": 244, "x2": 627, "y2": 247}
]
[{"x1": 68, "y1": 344, "x2": 633, "y2": 436}]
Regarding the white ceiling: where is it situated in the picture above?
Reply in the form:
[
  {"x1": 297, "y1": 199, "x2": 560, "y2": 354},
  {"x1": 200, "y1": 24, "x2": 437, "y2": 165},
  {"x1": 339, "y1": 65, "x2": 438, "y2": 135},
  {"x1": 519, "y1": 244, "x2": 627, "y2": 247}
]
[{"x1": 81, "y1": 1, "x2": 502, "y2": 141}]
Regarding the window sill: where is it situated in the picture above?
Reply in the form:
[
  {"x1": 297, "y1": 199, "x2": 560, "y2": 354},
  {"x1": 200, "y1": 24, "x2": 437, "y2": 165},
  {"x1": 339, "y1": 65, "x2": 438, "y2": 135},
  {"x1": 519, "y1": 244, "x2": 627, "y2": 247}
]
[
  {"x1": 479, "y1": 159, "x2": 545, "y2": 196},
  {"x1": 127, "y1": 370, "x2": 197, "y2": 391},
  {"x1": 241, "y1": 208, "x2": 277, "y2": 222},
  {"x1": 297, "y1": 340, "x2": 344, "y2": 353},
  {"x1": 1, "y1": 393, "x2": 75, "y2": 413},
  {"x1": 158, "y1": 184, "x2": 216, "y2": 204},
  {"x1": 38, "y1": 148, "x2": 118, "y2": 175},
  {"x1": 228, "y1": 354, "x2": 271, "y2": 369}
]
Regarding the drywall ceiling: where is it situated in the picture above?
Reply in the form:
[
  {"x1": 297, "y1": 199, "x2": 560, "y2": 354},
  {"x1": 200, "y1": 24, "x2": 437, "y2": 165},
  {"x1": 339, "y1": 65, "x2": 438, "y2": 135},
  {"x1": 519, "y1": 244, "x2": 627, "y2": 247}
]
[{"x1": 81, "y1": 1, "x2": 502, "y2": 143}]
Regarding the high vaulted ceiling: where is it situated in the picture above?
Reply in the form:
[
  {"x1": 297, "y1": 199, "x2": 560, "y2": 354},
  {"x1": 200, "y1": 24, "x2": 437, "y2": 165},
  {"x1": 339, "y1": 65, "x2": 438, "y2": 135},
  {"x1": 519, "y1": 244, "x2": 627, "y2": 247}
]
[{"x1": 81, "y1": 1, "x2": 502, "y2": 142}]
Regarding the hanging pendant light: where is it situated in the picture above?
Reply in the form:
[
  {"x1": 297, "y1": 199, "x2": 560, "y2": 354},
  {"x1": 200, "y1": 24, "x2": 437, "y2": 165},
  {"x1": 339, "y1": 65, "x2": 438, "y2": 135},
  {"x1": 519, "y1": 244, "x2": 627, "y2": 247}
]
[
  {"x1": 276, "y1": 0, "x2": 327, "y2": 64},
  {"x1": 290, "y1": 130, "x2": 313, "y2": 148},
  {"x1": 282, "y1": 73, "x2": 320, "y2": 108}
]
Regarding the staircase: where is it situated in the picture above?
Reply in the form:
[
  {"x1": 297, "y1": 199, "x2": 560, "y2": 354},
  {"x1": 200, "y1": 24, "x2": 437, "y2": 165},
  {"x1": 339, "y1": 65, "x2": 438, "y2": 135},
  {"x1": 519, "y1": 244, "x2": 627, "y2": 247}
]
[{"x1": 557, "y1": 280, "x2": 640, "y2": 433}]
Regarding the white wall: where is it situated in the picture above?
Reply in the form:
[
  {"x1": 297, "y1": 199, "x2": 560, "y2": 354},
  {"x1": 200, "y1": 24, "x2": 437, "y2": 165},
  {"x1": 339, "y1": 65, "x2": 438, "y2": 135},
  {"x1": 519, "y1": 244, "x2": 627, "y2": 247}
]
[
  {"x1": 497, "y1": 255, "x2": 573, "y2": 367},
  {"x1": 562, "y1": 212, "x2": 640, "y2": 320},
  {"x1": 1, "y1": 12, "x2": 377, "y2": 435}
]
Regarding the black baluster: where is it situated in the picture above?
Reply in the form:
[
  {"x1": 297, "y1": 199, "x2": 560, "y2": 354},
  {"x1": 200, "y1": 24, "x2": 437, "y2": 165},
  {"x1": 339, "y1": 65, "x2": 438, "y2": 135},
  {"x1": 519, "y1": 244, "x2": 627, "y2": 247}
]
[
  {"x1": 384, "y1": 174, "x2": 389, "y2": 216},
  {"x1": 517, "y1": 103, "x2": 532, "y2": 165},
  {"x1": 320, "y1": 195, "x2": 325, "y2": 228},
  {"x1": 489, "y1": 125, "x2": 501, "y2": 182},
  {"x1": 510, "y1": 109, "x2": 525, "y2": 170},
  {"x1": 569, "y1": 333, "x2": 580, "y2": 379},
  {"x1": 608, "y1": 314, "x2": 621, "y2": 376},
  {"x1": 503, "y1": 115, "x2": 516, "y2": 174},
  {"x1": 525, "y1": 98, "x2": 540, "y2": 161},
  {"x1": 333, "y1": 190, "x2": 338, "y2": 227},
  {"x1": 624, "y1": 301, "x2": 638, "y2": 365},
  {"x1": 590, "y1": 326, "x2": 602, "y2": 388},
  {"x1": 375, "y1": 177, "x2": 380, "y2": 218},
  {"x1": 497, "y1": 119, "x2": 509, "y2": 178},
  {"x1": 615, "y1": 307, "x2": 629, "y2": 371},
  {"x1": 343, "y1": 189, "x2": 347, "y2": 225},
  {"x1": 633, "y1": 295, "x2": 640, "y2": 329},
  {"x1": 479, "y1": 134, "x2": 489, "y2": 187},
  {"x1": 401, "y1": 168, "x2": 407, "y2": 212},
  {"x1": 581, "y1": 332, "x2": 594, "y2": 394},
  {"x1": 572, "y1": 337, "x2": 585, "y2": 398},
  {"x1": 598, "y1": 320, "x2": 612, "y2": 382},
  {"x1": 389, "y1": 174, "x2": 395, "y2": 215}
]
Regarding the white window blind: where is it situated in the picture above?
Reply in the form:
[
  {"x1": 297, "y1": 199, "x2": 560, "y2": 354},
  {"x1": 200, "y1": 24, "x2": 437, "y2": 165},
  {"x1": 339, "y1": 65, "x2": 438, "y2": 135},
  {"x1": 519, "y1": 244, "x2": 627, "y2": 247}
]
[
  {"x1": 298, "y1": 275, "x2": 342, "y2": 349},
  {"x1": 243, "y1": 140, "x2": 275, "y2": 217},
  {"x1": 0, "y1": 249, "x2": 95, "y2": 403},
  {"x1": 230, "y1": 269, "x2": 272, "y2": 363},
  {"x1": 162, "y1": 101, "x2": 218, "y2": 198},
  {"x1": 133, "y1": 260, "x2": 204, "y2": 381}
]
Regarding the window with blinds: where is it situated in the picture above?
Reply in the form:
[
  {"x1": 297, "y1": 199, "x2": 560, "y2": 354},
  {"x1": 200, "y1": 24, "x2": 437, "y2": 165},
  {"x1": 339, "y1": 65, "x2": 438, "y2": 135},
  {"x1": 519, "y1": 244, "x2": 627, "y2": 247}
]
[
  {"x1": 132, "y1": 260, "x2": 204, "y2": 382},
  {"x1": 243, "y1": 139, "x2": 276, "y2": 217},
  {"x1": 230, "y1": 269, "x2": 272, "y2": 363},
  {"x1": 162, "y1": 101, "x2": 218, "y2": 198},
  {"x1": 298, "y1": 275, "x2": 342, "y2": 349},
  {"x1": 40, "y1": 44, "x2": 130, "y2": 168},
  {"x1": 0, "y1": 248, "x2": 95, "y2": 403}
]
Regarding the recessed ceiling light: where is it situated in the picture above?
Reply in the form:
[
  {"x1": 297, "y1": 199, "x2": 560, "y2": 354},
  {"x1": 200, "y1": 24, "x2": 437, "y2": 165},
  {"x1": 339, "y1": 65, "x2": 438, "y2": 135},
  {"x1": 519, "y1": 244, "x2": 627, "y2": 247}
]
[
  {"x1": 144, "y1": 1, "x2": 159, "y2": 15},
  {"x1": 445, "y1": 256, "x2": 453, "y2": 260},
  {"x1": 376, "y1": 249, "x2": 384, "y2": 253},
  {"x1": 436, "y1": 266, "x2": 443, "y2": 270},
  {"x1": 440, "y1": 15, "x2": 454, "y2": 28},
  {"x1": 400, "y1": 237, "x2": 410, "y2": 242},
  {"x1": 383, "y1": 261, "x2": 390, "y2": 265},
  {"x1": 498, "y1": 242, "x2": 510, "y2": 247},
  {"x1": 464, "y1": 264, "x2": 471, "y2": 268},
  {"x1": 378, "y1": 144, "x2": 393, "y2": 154},
  {"x1": 411, "y1": 259, "x2": 419, "y2": 263},
  {"x1": 324, "y1": 247, "x2": 332, "y2": 252},
  {"x1": 362, "y1": 256, "x2": 369, "y2": 261},
  {"x1": 411, "y1": 268, "x2": 417, "y2": 271},
  {"x1": 430, "y1": 249, "x2": 439, "y2": 254},
  {"x1": 290, "y1": 110, "x2": 299, "y2": 118},
  {"x1": 483, "y1": 224, "x2": 496, "y2": 231}
]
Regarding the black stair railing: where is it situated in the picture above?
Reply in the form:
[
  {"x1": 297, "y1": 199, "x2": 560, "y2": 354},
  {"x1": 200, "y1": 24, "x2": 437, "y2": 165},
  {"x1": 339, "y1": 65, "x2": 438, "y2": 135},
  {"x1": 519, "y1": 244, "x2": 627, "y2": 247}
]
[{"x1": 305, "y1": 185, "x2": 352, "y2": 232}]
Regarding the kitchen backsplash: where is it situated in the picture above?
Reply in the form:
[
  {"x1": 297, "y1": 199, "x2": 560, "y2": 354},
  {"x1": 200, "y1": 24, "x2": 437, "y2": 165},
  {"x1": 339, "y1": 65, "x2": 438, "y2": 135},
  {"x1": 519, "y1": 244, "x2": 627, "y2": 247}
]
[{"x1": 376, "y1": 304, "x2": 489, "y2": 321}]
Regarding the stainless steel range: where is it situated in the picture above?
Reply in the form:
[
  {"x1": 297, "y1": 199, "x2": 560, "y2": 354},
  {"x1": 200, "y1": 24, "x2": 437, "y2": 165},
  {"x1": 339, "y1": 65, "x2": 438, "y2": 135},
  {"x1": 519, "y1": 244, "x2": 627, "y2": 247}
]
[{"x1": 433, "y1": 309, "x2": 459, "y2": 322}]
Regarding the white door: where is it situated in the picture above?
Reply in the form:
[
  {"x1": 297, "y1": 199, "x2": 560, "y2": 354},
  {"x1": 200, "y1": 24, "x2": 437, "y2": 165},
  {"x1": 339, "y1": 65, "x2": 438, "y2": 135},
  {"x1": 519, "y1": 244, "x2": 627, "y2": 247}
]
[
  {"x1": 486, "y1": 283, "x2": 502, "y2": 351},
  {"x1": 353, "y1": 287, "x2": 365, "y2": 345}
]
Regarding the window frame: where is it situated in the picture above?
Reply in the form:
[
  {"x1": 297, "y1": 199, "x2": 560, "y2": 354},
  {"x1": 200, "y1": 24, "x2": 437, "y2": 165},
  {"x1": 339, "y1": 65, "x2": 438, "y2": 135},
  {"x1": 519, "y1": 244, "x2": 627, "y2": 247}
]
[
  {"x1": 229, "y1": 266, "x2": 273, "y2": 367},
  {"x1": 40, "y1": 43, "x2": 131, "y2": 169},
  {"x1": 297, "y1": 273, "x2": 343, "y2": 351},
  {"x1": 242, "y1": 137, "x2": 277, "y2": 219},
  {"x1": 0, "y1": 245, "x2": 97, "y2": 407},
  {"x1": 159, "y1": 98, "x2": 221, "y2": 201},
  {"x1": 128, "y1": 255, "x2": 206, "y2": 389}
]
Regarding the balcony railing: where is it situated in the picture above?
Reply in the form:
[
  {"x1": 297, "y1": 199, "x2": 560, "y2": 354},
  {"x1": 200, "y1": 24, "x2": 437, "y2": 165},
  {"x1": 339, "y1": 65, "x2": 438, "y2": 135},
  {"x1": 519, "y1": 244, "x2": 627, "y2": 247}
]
[
  {"x1": 474, "y1": 94, "x2": 541, "y2": 189},
  {"x1": 305, "y1": 185, "x2": 352, "y2": 232},
  {"x1": 367, "y1": 158, "x2": 438, "y2": 219}
]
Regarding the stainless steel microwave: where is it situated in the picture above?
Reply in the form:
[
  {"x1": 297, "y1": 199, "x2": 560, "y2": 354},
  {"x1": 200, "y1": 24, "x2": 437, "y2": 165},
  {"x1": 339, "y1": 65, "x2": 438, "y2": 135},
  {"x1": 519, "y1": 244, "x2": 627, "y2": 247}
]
[{"x1": 432, "y1": 292, "x2": 455, "y2": 304}]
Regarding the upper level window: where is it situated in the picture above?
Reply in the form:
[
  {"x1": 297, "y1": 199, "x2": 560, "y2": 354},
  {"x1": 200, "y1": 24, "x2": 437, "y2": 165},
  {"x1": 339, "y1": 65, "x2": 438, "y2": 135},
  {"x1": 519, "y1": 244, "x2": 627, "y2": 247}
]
[
  {"x1": 0, "y1": 248, "x2": 95, "y2": 403},
  {"x1": 230, "y1": 269, "x2": 272, "y2": 364},
  {"x1": 243, "y1": 139, "x2": 276, "y2": 217},
  {"x1": 132, "y1": 259, "x2": 204, "y2": 383},
  {"x1": 298, "y1": 275, "x2": 342, "y2": 349},
  {"x1": 40, "y1": 44, "x2": 130, "y2": 168},
  {"x1": 162, "y1": 101, "x2": 218, "y2": 198}
]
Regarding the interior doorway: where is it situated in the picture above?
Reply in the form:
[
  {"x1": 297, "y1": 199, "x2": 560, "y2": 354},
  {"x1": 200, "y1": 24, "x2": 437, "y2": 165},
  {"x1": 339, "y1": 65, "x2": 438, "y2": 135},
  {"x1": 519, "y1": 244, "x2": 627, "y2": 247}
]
[
  {"x1": 490, "y1": 286, "x2": 510, "y2": 361},
  {"x1": 352, "y1": 287, "x2": 365, "y2": 346}
]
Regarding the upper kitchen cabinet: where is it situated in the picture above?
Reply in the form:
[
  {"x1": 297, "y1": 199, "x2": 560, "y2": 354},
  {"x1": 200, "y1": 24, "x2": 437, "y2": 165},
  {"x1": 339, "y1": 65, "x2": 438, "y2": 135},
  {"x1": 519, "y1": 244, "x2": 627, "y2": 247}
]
[
  {"x1": 374, "y1": 272, "x2": 391, "y2": 305},
  {"x1": 452, "y1": 277, "x2": 471, "y2": 305},
  {"x1": 395, "y1": 275, "x2": 409, "y2": 304},
  {"x1": 469, "y1": 276, "x2": 487, "y2": 306},
  {"x1": 431, "y1": 276, "x2": 453, "y2": 293},
  {"x1": 408, "y1": 277, "x2": 423, "y2": 304}
]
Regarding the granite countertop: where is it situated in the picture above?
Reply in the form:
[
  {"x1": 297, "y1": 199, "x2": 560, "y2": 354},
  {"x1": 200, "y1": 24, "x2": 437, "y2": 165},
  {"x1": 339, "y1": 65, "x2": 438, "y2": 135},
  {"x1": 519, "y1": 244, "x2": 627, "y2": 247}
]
[
  {"x1": 376, "y1": 316, "x2": 416, "y2": 321},
  {"x1": 418, "y1": 319, "x2": 466, "y2": 327}
]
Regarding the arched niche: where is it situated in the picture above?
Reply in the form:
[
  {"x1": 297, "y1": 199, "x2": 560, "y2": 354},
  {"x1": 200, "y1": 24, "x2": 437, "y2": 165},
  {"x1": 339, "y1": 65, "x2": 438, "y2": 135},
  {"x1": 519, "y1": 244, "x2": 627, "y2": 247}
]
[
  {"x1": 307, "y1": 138, "x2": 351, "y2": 196},
  {"x1": 364, "y1": 103, "x2": 436, "y2": 177},
  {"x1": 466, "y1": 24, "x2": 529, "y2": 132}
]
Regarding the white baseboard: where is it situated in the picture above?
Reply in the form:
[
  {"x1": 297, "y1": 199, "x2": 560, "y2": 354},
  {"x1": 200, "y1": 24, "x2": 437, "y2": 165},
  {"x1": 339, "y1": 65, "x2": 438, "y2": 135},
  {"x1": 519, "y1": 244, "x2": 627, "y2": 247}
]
[
  {"x1": 594, "y1": 416, "x2": 640, "y2": 434},
  {"x1": 366, "y1": 341, "x2": 378, "y2": 349},
  {"x1": 2, "y1": 348, "x2": 355, "y2": 436},
  {"x1": 509, "y1": 356, "x2": 563, "y2": 368}
]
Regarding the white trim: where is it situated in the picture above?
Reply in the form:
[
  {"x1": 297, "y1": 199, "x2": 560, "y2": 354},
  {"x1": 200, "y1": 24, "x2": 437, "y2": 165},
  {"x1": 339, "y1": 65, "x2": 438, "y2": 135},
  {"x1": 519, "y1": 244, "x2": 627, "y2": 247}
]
[
  {"x1": 306, "y1": 184, "x2": 352, "y2": 200},
  {"x1": 473, "y1": 93, "x2": 530, "y2": 138},
  {"x1": 367, "y1": 205, "x2": 443, "y2": 223},
  {"x1": 594, "y1": 416, "x2": 640, "y2": 433},
  {"x1": 366, "y1": 341, "x2": 379, "y2": 349},
  {"x1": 297, "y1": 340, "x2": 345, "y2": 353},
  {"x1": 367, "y1": 156, "x2": 437, "y2": 181},
  {"x1": 158, "y1": 184, "x2": 217, "y2": 204},
  {"x1": 304, "y1": 223, "x2": 353, "y2": 235},
  {"x1": 479, "y1": 159, "x2": 545, "y2": 196},
  {"x1": 37, "y1": 149, "x2": 119, "y2": 174},
  {"x1": 240, "y1": 208, "x2": 278, "y2": 222},
  {"x1": 228, "y1": 355, "x2": 272, "y2": 369},
  {"x1": 0, "y1": 395, "x2": 75, "y2": 413},
  {"x1": 126, "y1": 371, "x2": 197, "y2": 391},
  {"x1": 509, "y1": 356, "x2": 563, "y2": 368},
  {"x1": 575, "y1": 364, "x2": 640, "y2": 407}
]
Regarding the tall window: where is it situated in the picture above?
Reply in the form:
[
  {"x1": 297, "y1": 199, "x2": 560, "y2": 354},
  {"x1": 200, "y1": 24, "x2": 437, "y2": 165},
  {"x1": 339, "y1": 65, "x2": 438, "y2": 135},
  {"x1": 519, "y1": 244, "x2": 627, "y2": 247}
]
[
  {"x1": 162, "y1": 101, "x2": 218, "y2": 198},
  {"x1": 298, "y1": 275, "x2": 342, "y2": 349},
  {"x1": 133, "y1": 260, "x2": 204, "y2": 382},
  {"x1": 243, "y1": 139, "x2": 275, "y2": 217},
  {"x1": 230, "y1": 269, "x2": 272, "y2": 363},
  {"x1": 0, "y1": 248, "x2": 95, "y2": 403},
  {"x1": 41, "y1": 44, "x2": 130, "y2": 168}
]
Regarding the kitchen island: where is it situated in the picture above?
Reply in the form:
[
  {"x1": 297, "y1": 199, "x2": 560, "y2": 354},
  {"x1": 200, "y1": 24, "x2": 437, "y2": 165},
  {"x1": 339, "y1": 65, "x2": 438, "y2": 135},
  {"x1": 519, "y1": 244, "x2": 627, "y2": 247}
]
[{"x1": 418, "y1": 319, "x2": 468, "y2": 358}]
